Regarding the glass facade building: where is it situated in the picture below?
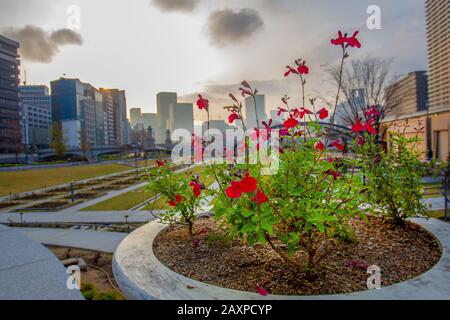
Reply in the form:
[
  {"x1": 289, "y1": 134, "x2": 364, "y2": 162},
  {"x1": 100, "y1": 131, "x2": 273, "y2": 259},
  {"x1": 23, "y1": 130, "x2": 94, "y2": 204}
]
[
  {"x1": 19, "y1": 85, "x2": 52, "y2": 148},
  {"x1": 0, "y1": 35, "x2": 22, "y2": 154}
]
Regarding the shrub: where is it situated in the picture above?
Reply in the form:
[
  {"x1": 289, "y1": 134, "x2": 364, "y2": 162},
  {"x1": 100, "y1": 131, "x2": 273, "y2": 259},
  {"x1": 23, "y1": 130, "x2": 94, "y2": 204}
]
[
  {"x1": 200, "y1": 30, "x2": 368, "y2": 278},
  {"x1": 146, "y1": 161, "x2": 207, "y2": 235},
  {"x1": 358, "y1": 132, "x2": 427, "y2": 224}
]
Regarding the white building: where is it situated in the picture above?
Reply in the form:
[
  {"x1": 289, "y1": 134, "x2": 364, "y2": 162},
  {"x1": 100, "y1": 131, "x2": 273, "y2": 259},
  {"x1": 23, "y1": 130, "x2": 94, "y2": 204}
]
[{"x1": 245, "y1": 94, "x2": 267, "y2": 128}]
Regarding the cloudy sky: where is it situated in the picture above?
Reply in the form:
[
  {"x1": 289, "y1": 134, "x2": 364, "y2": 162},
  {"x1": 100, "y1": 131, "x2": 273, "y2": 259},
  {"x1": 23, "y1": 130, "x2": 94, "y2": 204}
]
[{"x1": 0, "y1": 0, "x2": 428, "y2": 122}]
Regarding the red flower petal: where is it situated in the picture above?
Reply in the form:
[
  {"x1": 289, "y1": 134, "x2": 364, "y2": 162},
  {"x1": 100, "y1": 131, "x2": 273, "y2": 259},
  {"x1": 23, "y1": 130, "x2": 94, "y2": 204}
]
[
  {"x1": 315, "y1": 141, "x2": 325, "y2": 151},
  {"x1": 317, "y1": 108, "x2": 329, "y2": 120}
]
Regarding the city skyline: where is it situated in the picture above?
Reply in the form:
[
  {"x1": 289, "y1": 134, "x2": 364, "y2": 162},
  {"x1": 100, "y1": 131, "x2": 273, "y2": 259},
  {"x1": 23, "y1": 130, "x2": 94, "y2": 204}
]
[{"x1": 0, "y1": 0, "x2": 428, "y2": 121}]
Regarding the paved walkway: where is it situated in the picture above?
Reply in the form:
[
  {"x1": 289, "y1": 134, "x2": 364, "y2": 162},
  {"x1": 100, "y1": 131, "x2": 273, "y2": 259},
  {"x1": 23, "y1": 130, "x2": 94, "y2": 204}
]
[
  {"x1": 0, "y1": 210, "x2": 160, "y2": 224},
  {"x1": 0, "y1": 224, "x2": 83, "y2": 299},
  {"x1": 16, "y1": 227, "x2": 127, "y2": 253},
  {"x1": 423, "y1": 197, "x2": 445, "y2": 210},
  {"x1": 61, "y1": 181, "x2": 148, "y2": 212}
]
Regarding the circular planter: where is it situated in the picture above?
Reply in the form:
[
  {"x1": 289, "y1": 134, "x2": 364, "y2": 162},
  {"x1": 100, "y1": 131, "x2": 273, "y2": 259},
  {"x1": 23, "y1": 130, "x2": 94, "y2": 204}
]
[{"x1": 113, "y1": 217, "x2": 450, "y2": 300}]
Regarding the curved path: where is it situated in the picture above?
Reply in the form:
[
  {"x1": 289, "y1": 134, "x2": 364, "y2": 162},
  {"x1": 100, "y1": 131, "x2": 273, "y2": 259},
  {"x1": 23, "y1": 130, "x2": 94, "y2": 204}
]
[
  {"x1": 0, "y1": 224, "x2": 84, "y2": 300},
  {"x1": 16, "y1": 227, "x2": 127, "y2": 253}
]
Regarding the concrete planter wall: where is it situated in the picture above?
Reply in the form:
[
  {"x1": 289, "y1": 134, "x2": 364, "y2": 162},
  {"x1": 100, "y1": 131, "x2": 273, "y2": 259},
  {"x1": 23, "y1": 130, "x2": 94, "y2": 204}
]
[{"x1": 113, "y1": 217, "x2": 450, "y2": 300}]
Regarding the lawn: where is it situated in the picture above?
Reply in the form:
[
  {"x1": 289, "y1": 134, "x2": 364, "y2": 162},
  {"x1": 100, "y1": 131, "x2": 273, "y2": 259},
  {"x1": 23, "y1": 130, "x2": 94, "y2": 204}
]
[
  {"x1": 82, "y1": 185, "x2": 152, "y2": 211},
  {"x1": 0, "y1": 163, "x2": 133, "y2": 197},
  {"x1": 427, "y1": 210, "x2": 450, "y2": 223},
  {"x1": 82, "y1": 165, "x2": 211, "y2": 211}
]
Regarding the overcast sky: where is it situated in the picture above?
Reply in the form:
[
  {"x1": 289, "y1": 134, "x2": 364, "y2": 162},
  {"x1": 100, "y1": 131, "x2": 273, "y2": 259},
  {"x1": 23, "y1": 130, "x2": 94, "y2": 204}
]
[{"x1": 0, "y1": 0, "x2": 428, "y2": 122}]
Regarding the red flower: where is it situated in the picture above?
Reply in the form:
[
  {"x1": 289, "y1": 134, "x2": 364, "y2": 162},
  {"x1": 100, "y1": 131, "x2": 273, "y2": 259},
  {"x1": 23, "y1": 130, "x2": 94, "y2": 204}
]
[
  {"x1": 225, "y1": 172, "x2": 258, "y2": 199},
  {"x1": 189, "y1": 181, "x2": 202, "y2": 198},
  {"x1": 364, "y1": 118, "x2": 377, "y2": 135},
  {"x1": 347, "y1": 31, "x2": 361, "y2": 48},
  {"x1": 284, "y1": 116, "x2": 299, "y2": 129},
  {"x1": 239, "y1": 87, "x2": 252, "y2": 97},
  {"x1": 277, "y1": 107, "x2": 288, "y2": 116},
  {"x1": 364, "y1": 105, "x2": 380, "y2": 118},
  {"x1": 331, "y1": 30, "x2": 361, "y2": 49},
  {"x1": 228, "y1": 112, "x2": 240, "y2": 124},
  {"x1": 298, "y1": 107, "x2": 313, "y2": 119},
  {"x1": 331, "y1": 31, "x2": 347, "y2": 46},
  {"x1": 279, "y1": 128, "x2": 289, "y2": 136},
  {"x1": 252, "y1": 190, "x2": 268, "y2": 205},
  {"x1": 297, "y1": 61, "x2": 309, "y2": 75},
  {"x1": 240, "y1": 172, "x2": 258, "y2": 193},
  {"x1": 351, "y1": 120, "x2": 365, "y2": 133},
  {"x1": 317, "y1": 108, "x2": 329, "y2": 120},
  {"x1": 196, "y1": 94, "x2": 209, "y2": 111},
  {"x1": 326, "y1": 170, "x2": 342, "y2": 180},
  {"x1": 284, "y1": 66, "x2": 298, "y2": 77},
  {"x1": 331, "y1": 140, "x2": 344, "y2": 151},
  {"x1": 225, "y1": 180, "x2": 243, "y2": 199},
  {"x1": 315, "y1": 141, "x2": 325, "y2": 151},
  {"x1": 156, "y1": 160, "x2": 165, "y2": 167},
  {"x1": 168, "y1": 194, "x2": 183, "y2": 207},
  {"x1": 256, "y1": 284, "x2": 269, "y2": 296}
]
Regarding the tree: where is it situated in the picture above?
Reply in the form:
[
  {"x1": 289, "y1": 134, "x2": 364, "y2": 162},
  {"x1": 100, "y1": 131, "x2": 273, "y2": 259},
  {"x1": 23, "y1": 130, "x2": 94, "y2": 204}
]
[
  {"x1": 51, "y1": 122, "x2": 67, "y2": 160},
  {"x1": 79, "y1": 127, "x2": 90, "y2": 160},
  {"x1": 326, "y1": 55, "x2": 392, "y2": 140}
]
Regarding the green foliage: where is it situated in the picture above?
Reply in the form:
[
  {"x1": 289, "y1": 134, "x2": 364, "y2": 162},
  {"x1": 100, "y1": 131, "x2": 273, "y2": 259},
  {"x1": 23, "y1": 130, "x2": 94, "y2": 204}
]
[
  {"x1": 81, "y1": 283, "x2": 121, "y2": 300},
  {"x1": 212, "y1": 134, "x2": 366, "y2": 276},
  {"x1": 50, "y1": 122, "x2": 67, "y2": 160},
  {"x1": 147, "y1": 164, "x2": 207, "y2": 235},
  {"x1": 358, "y1": 132, "x2": 427, "y2": 224}
]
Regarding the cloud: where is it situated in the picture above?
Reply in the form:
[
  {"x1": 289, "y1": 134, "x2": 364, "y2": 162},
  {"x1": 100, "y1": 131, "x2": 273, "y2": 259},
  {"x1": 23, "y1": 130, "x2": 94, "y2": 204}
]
[
  {"x1": 207, "y1": 8, "x2": 264, "y2": 47},
  {"x1": 151, "y1": 0, "x2": 201, "y2": 13},
  {"x1": 4, "y1": 25, "x2": 83, "y2": 63}
]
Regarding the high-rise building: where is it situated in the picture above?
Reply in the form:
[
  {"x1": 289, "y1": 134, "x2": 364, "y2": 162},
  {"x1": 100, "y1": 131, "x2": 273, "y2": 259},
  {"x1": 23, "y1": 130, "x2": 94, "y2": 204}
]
[
  {"x1": 384, "y1": 71, "x2": 428, "y2": 117},
  {"x1": 110, "y1": 89, "x2": 128, "y2": 145},
  {"x1": 85, "y1": 85, "x2": 105, "y2": 147},
  {"x1": 156, "y1": 92, "x2": 177, "y2": 143},
  {"x1": 424, "y1": 0, "x2": 450, "y2": 161},
  {"x1": 129, "y1": 108, "x2": 142, "y2": 128},
  {"x1": 142, "y1": 112, "x2": 158, "y2": 131},
  {"x1": 51, "y1": 78, "x2": 96, "y2": 148},
  {"x1": 244, "y1": 94, "x2": 267, "y2": 129},
  {"x1": 99, "y1": 89, "x2": 115, "y2": 145},
  {"x1": 381, "y1": 72, "x2": 429, "y2": 159},
  {"x1": 171, "y1": 102, "x2": 193, "y2": 135},
  {"x1": 426, "y1": 0, "x2": 450, "y2": 113},
  {"x1": 0, "y1": 35, "x2": 22, "y2": 154},
  {"x1": 19, "y1": 85, "x2": 52, "y2": 148}
]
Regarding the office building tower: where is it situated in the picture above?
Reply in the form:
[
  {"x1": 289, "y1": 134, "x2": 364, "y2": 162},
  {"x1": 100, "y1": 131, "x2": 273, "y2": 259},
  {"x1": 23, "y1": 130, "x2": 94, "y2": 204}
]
[
  {"x1": 19, "y1": 85, "x2": 52, "y2": 148},
  {"x1": 0, "y1": 35, "x2": 22, "y2": 154}
]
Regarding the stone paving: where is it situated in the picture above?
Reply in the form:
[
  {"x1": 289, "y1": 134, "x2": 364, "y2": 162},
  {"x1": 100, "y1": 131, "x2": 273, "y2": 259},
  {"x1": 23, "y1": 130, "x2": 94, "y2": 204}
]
[
  {"x1": 16, "y1": 227, "x2": 127, "y2": 253},
  {"x1": 0, "y1": 224, "x2": 83, "y2": 300}
]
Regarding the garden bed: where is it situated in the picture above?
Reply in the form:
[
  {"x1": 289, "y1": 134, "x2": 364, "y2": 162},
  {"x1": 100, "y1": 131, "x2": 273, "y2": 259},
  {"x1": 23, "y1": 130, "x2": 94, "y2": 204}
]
[
  {"x1": 0, "y1": 201, "x2": 21, "y2": 209},
  {"x1": 153, "y1": 216, "x2": 441, "y2": 296}
]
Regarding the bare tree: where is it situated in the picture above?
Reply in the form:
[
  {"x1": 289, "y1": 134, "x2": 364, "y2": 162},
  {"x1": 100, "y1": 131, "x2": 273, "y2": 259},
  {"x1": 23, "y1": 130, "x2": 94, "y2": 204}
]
[{"x1": 326, "y1": 55, "x2": 393, "y2": 138}]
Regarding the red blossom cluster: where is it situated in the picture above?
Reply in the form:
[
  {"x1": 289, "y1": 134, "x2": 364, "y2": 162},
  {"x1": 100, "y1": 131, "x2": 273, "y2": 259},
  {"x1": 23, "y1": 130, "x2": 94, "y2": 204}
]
[
  {"x1": 331, "y1": 31, "x2": 361, "y2": 48},
  {"x1": 225, "y1": 172, "x2": 267, "y2": 205},
  {"x1": 168, "y1": 194, "x2": 183, "y2": 207}
]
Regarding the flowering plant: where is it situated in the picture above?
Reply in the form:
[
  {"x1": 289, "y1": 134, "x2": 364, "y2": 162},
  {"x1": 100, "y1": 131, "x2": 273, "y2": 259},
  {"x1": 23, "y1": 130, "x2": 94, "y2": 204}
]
[
  {"x1": 357, "y1": 130, "x2": 427, "y2": 224},
  {"x1": 197, "y1": 31, "x2": 369, "y2": 278},
  {"x1": 147, "y1": 160, "x2": 207, "y2": 235}
]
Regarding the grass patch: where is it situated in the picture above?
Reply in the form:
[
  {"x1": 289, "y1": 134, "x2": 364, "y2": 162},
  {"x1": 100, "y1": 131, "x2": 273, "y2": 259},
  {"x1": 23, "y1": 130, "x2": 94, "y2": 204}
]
[
  {"x1": 83, "y1": 165, "x2": 210, "y2": 211},
  {"x1": 426, "y1": 210, "x2": 450, "y2": 223},
  {"x1": 0, "y1": 163, "x2": 132, "y2": 197},
  {"x1": 82, "y1": 185, "x2": 152, "y2": 211}
]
